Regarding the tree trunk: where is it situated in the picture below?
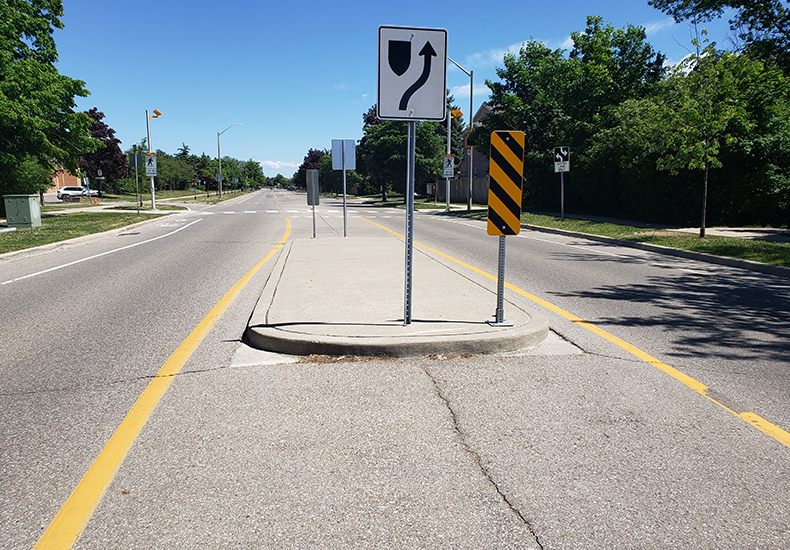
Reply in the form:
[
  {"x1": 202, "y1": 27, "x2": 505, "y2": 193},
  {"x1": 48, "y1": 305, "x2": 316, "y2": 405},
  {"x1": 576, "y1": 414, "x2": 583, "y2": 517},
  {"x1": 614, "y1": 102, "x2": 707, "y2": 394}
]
[{"x1": 700, "y1": 145, "x2": 709, "y2": 238}]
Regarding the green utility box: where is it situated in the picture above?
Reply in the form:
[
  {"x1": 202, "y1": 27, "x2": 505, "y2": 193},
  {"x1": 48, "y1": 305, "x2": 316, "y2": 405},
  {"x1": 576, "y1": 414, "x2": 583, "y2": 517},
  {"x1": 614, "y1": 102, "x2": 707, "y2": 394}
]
[{"x1": 3, "y1": 195, "x2": 42, "y2": 228}]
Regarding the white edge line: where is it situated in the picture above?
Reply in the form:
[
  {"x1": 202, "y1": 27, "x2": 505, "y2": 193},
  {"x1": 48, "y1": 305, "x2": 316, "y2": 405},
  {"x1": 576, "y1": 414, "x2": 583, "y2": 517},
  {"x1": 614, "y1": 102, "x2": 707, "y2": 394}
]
[{"x1": 1, "y1": 219, "x2": 203, "y2": 286}]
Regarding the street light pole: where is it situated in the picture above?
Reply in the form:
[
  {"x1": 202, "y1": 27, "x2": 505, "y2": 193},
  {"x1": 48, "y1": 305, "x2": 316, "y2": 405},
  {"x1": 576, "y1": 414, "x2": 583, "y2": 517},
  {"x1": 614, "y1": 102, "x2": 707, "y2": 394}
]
[
  {"x1": 448, "y1": 57, "x2": 474, "y2": 211},
  {"x1": 445, "y1": 108, "x2": 451, "y2": 212},
  {"x1": 217, "y1": 123, "x2": 241, "y2": 199},
  {"x1": 146, "y1": 109, "x2": 162, "y2": 211}
]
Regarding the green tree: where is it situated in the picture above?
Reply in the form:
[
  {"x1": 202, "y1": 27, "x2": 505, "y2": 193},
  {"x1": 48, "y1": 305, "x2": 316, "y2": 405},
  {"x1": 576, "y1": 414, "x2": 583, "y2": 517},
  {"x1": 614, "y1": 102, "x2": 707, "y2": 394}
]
[
  {"x1": 480, "y1": 18, "x2": 665, "y2": 213},
  {"x1": 589, "y1": 37, "x2": 790, "y2": 227},
  {"x1": 156, "y1": 152, "x2": 196, "y2": 191},
  {"x1": 649, "y1": 0, "x2": 790, "y2": 72},
  {"x1": 77, "y1": 108, "x2": 129, "y2": 194},
  {"x1": 655, "y1": 40, "x2": 745, "y2": 236},
  {"x1": 0, "y1": 0, "x2": 98, "y2": 201},
  {"x1": 568, "y1": 16, "x2": 666, "y2": 125},
  {"x1": 293, "y1": 149, "x2": 326, "y2": 190},
  {"x1": 360, "y1": 112, "x2": 443, "y2": 196},
  {"x1": 319, "y1": 154, "x2": 365, "y2": 195},
  {"x1": 272, "y1": 174, "x2": 289, "y2": 188},
  {"x1": 242, "y1": 159, "x2": 264, "y2": 188}
]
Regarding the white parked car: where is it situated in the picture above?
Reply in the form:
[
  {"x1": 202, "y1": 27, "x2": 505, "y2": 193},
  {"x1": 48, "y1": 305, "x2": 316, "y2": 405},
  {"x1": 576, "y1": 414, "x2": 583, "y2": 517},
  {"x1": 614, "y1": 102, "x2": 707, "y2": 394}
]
[{"x1": 57, "y1": 186, "x2": 97, "y2": 200}]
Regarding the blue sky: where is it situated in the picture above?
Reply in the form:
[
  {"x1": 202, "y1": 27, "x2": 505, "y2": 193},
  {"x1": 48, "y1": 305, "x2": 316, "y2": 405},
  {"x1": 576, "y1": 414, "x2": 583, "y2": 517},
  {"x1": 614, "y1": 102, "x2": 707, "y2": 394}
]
[{"x1": 54, "y1": 0, "x2": 735, "y2": 177}]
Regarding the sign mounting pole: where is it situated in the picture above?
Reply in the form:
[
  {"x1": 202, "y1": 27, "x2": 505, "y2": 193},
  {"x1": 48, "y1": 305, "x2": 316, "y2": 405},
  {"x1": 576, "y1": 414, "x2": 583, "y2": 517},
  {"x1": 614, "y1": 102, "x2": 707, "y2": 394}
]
[
  {"x1": 554, "y1": 146, "x2": 570, "y2": 221},
  {"x1": 404, "y1": 121, "x2": 416, "y2": 325},
  {"x1": 342, "y1": 146, "x2": 348, "y2": 237},
  {"x1": 378, "y1": 25, "x2": 447, "y2": 326},
  {"x1": 493, "y1": 235, "x2": 509, "y2": 325},
  {"x1": 486, "y1": 130, "x2": 525, "y2": 327},
  {"x1": 306, "y1": 169, "x2": 319, "y2": 238},
  {"x1": 332, "y1": 139, "x2": 355, "y2": 238}
]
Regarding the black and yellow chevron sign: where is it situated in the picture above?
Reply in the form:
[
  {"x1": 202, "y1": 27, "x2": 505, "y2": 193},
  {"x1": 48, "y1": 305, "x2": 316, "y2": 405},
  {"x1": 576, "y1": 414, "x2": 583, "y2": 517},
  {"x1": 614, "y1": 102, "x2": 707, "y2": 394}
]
[{"x1": 487, "y1": 130, "x2": 525, "y2": 236}]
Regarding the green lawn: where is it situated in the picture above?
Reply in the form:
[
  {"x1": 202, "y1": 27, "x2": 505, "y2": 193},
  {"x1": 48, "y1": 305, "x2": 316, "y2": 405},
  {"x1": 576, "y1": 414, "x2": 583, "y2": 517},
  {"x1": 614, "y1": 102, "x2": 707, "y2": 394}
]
[
  {"x1": 517, "y1": 213, "x2": 790, "y2": 268},
  {"x1": 0, "y1": 212, "x2": 166, "y2": 255}
]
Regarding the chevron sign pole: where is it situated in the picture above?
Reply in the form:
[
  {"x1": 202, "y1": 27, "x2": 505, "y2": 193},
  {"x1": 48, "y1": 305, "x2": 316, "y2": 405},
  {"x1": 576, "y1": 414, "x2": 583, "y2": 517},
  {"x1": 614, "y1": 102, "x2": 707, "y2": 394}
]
[{"x1": 486, "y1": 131, "x2": 525, "y2": 326}]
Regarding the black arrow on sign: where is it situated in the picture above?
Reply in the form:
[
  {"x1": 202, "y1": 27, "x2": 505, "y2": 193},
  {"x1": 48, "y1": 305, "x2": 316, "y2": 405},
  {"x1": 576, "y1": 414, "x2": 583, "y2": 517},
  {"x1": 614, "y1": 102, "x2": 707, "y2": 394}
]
[{"x1": 399, "y1": 41, "x2": 437, "y2": 111}]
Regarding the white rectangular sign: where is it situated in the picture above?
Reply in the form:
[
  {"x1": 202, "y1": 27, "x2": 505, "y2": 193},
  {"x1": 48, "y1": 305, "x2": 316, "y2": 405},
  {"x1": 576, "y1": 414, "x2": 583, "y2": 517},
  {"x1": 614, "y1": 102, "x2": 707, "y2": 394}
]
[
  {"x1": 554, "y1": 146, "x2": 570, "y2": 173},
  {"x1": 145, "y1": 154, "x2": 157, "y2": 176},
  {"x1": 378, "y1": 26, "x2": 447, "y2": 121},
  {"x1": 443, "y1": 155, "x2": 454, "y2": 178},
  {"x1": 332, "y1": 140, "x2": 356, "y2": 170}
]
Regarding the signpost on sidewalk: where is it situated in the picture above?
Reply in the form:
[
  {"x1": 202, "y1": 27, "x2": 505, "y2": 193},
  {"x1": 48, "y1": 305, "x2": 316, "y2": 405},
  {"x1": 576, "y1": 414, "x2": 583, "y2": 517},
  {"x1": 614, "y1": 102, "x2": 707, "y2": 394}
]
[
  {"x1": 378, "y1": 25, "x2": 447, "y2": 325},
  {"x1": 554, "y1": 146, "x2": 570, "y2": 221},
  {"x1": 487, "y1": 130, "x2": 525, "y2": 326},
  {"x1": 145, "y1": 109, "x2": 162, "y2": 211},
  {"x1": 129, "y1": 150, "x2": 143, "y2": 214},
  {"x1": 332, "y1": 139, "x2": 355, "y2": 238},
  {"x1": 307, "y1": 169, "x2": 319, "y2": 239}
]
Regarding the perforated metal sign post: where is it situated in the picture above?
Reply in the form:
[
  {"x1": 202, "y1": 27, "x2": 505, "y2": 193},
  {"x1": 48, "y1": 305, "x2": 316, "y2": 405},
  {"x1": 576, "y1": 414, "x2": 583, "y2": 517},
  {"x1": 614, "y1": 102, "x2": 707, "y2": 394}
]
[
  {"x1": 377, "y1": 25, "x2": 447, "y2": 325},
  {"x1": 486, "y1": 131, "x2": 525, "y2": 326},
  {"x1": 306, "y1": 169, "x2": 319, "y2": 238},
  {"x1": 332, "y1": 139, "x2": 355, "y2": 237},
  {"x1": 554, "y1": 146, "x2": 570, "y2": 221}
]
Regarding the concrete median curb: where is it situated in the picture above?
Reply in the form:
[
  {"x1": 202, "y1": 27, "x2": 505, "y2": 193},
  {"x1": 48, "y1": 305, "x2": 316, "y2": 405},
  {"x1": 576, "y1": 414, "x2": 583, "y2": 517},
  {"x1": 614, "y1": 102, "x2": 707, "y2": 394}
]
[{"x1": 245, "y1": 237, "x2": 549, "y2": 357}]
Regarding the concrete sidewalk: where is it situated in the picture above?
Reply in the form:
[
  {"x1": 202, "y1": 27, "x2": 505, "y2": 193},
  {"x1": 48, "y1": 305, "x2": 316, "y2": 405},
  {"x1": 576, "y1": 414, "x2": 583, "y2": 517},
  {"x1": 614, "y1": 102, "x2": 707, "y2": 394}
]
[{"x1": 246, "y1": 237, "x2": 549, "y2": 357}]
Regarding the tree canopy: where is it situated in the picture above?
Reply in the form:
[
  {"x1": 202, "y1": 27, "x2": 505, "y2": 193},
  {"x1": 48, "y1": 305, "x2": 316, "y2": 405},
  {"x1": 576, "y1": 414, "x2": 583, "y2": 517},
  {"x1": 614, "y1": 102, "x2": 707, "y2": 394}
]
[
  {"x1": 474, "y1": 15, "x2": 789, "y2": 227},
  {"x1": 649, "y1": 0, "x2": 790, "y2": 71},
  {"x1": 475, "y1": 16, "x2": 666, "y2": 212},
  {"x1": 0, "y1": 0, "x2": 98, "y2": 197},
  {"x1": 286, "y1": 14, "x2": 788, "y2": 228},
  {"x1": 78, "y1": 108, "x2": 129, "y2": 191}
]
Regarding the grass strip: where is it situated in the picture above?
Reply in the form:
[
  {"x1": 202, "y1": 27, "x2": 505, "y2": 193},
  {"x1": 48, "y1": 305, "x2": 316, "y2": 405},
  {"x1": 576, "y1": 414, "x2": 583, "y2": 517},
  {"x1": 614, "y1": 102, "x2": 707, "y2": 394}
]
[
  {"x1": 516, "y1": 213, "x2": 790, "y2": 268},
  {"x1": 0, "y1": 212, "x2": 165, "y2": 255}
]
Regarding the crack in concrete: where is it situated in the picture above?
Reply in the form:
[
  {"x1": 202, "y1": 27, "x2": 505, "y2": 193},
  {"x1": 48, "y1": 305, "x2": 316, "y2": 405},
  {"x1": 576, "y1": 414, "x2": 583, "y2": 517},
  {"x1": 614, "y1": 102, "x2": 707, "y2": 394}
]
[{"x1": 421, "y1": 363, "x2": 545, "y2": 550}]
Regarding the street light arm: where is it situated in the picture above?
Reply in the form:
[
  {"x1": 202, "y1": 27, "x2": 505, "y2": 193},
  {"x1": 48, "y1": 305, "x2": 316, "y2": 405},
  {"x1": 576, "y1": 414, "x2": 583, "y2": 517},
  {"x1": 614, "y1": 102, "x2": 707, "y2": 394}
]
[
  {"x1": 217, "y1": 123, "x2": 240, "y2": 200},
  {"x1": 447, "y1": 56, "x2": 471, "y2": 77},
  {"x1": 446, "y1": 57, "x2": 475, "y2": 211},
  {"x1": 218, "y1": 122, "x2": 241, "y2": 136}
]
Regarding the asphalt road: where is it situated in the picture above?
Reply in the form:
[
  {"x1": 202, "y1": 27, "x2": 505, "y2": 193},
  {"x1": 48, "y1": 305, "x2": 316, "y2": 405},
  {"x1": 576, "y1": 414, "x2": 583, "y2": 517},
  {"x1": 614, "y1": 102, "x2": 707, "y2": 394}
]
[{"x1": 2, "y1": 190, "x2": 789, "y2": 549}]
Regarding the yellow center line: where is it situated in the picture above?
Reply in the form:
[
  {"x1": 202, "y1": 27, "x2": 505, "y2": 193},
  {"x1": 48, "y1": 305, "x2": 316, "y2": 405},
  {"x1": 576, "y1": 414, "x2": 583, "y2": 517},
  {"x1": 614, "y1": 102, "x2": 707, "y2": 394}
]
[
  {"x1": 361, "y1": 217, "x2": 790, "y2": 449},
  {"x1": 34, "y1": 219, "x2": 292, "y2": 550}
]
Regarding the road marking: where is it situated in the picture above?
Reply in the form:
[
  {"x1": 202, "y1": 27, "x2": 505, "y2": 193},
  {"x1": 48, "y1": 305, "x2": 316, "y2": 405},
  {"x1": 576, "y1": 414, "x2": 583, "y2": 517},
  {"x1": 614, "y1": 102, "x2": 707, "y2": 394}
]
[
  {"x1": 1, "y1": 219, "x2": 203, "y2": 286},
  {"x1": 33, "y1": 219, "x2": 292, "y2": 550},
  {"x1": 361, "y1": 217, "x2": 790, "y2": 450},
  {"x1": 518, "y1": 232, "x2": 631, "y2": 258},
  {"x1": 441, "y1": 217, "x2": 790, "y2": 295}
]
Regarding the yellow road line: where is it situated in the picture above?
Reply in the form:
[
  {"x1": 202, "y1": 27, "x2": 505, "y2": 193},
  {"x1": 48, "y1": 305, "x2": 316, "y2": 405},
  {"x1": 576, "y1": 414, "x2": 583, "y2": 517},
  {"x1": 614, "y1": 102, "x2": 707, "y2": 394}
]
[
  {"x1": 361, "y1": 217, "x2": 790, "y2": 449},
  {"x1": 34, "y1": 219, "x2": 291, "y2": 550}
]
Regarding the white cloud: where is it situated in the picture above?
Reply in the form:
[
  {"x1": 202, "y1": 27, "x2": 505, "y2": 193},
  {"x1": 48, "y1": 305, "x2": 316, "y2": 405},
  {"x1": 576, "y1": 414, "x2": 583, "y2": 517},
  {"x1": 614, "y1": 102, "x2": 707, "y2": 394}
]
[
  {"x1": 461, "y1": 42, "x2": 525, "y2": 70},
  {"x1": 260, "y1": 160, "x2": 300, "y2": 175},
  {"x1": 644, "y1": 17, "x2": 676, "y2": 36},
  {"x1": 450, "y1": 83, "x2": 491, "y2": 101}
]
